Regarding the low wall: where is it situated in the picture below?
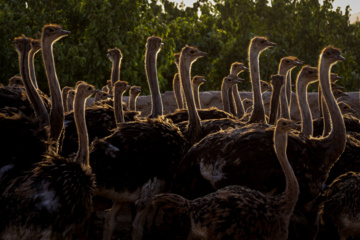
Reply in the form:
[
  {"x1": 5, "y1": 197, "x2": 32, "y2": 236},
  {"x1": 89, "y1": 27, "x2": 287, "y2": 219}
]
[{"x1": 119, "y1": 91, "x2": 360, "y2": 121}]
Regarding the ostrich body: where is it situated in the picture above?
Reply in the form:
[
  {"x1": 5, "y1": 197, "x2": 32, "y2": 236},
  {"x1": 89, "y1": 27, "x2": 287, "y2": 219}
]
[
  {"x1": 221, "y1": 75, "x2": 244, "y2": 113},
  {"x1": 89, "y1": 37, "x2": 189, "y2": 240},
  {"x1": 145, "y1": 118, "x2": 300, "y2": 240},
  {"x1": 129, "y1": 85, "x2": 141, "y2": 111},
  {"x1": 192, "y1": 75, "x2": 206, "y2": 109},
  {"x1": 0, "y1": 83, "x2": 97, "y2": 239}
]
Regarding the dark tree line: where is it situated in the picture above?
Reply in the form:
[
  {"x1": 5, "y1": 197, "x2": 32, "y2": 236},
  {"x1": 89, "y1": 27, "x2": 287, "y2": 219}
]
[{"x1": 1, "y1": 0, "x2": 359, "y2": 95}]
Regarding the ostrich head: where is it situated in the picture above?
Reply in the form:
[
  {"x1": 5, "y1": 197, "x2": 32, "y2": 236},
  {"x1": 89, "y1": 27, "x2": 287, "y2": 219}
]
[
  {"x1": 42, "y1": 24, "x2": 70, "y2": 43},
  {"x1": 107, "y1": 48, "x2": 122, "y2": 63},
  {"x1": 192, "y1": 76, "x2": 206, "y2": 87},
  {"x1": 249, "y1": 36, "x2": 277, "y2": 54},
  {"x1": 230, "y1": 62, "x2": 248, "y2": 76}
]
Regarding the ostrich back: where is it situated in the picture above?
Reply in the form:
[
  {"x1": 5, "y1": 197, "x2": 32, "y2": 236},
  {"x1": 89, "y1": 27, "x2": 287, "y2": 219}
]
[
  {"x1": 0, "y1": 155, "x2": 95, "y2": 239},
  {"x1": 90, "y1": 117, "x2": 188, "y2": 192},
  {"x1": 166, "y1": 107, "x2": 236, "y2": 124}
]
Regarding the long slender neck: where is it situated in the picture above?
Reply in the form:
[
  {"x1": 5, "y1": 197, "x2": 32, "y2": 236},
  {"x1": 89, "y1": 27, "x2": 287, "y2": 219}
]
[
  {"x1": 29, "y1": 49, "x2": 40, "y2": 89},
  {"x1": 110, "y1": 58, "x2": 121, "y2": 94},
  {"x1": 249, "y1": 48, "x2": 265, "y2": 123},
  {"x1": 42, "y1": 37, "x2": 64, "y2": 148},
  {"x1": 319, "y1": 57, "x2": 346, "y2": 163},
  {"x1": 221, "y1": 82, "x2": 230, "y2": 113},
  {"x1": 321, "y1": 94, "x2": 331, "y2": 137},
  {"x1": 129, "y1": 93, "x2": 138, "y2": 111},
  {"x1": 286, "y1": 71, "x2": 292, "y2": 108},
  {"x1": 146, "y1": 49, "x2": 163, "y2": 118},
  {"x1": 180, "y1": 58, "x2": 201, "y2": 145},
  {"x1": 274, "y1": 129, "x2": 299, "y2": 215},
  {"x1": 74, "y1": 92, "x2": 90, "y2": 166},
  {"x1": 232, "y1": 85, "x2": 244, "y2": 118},
  {"x1": 278, "y1": 67, "x2": 290, "y2": 120},
  {"x1": 318, "y1": 85, "x2": 323, "y2": 118},
  {"x1": 67, "y1": 93, "x2": 74, "y2": 112},
  {"x1": 20, "y1": 45, "x2": 50, "y2": 126},
  {"x1": 114, "y1": 90, "x2": 125, "y2": 124},
  {"x1": 296, "y1": 77, "x2": 313, "y2": 137},
  {"x1": 268, "y1": 82, "x2": 283, "y2": 125},
  {"x1": 173, "y1": 73, "x2": 184, "y2": 109},
  {"x1": 193, "y1": 84, "x2": 202, "y2": 109}
]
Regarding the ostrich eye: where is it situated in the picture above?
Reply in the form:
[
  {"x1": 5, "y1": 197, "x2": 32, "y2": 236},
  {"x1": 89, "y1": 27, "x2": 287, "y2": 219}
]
[
  {"x1": 88, "y1": 86, "x2": 92, "y2": 91},
  {"x1": 286, "y1": 60, "x2": 290, "y2": 63},
  {"x1": 326, "y1": 51, "x2": 331, "y2": 55},
  {"x1": 261, "y1": 40, "x2": 265, "y2": 44},
  {"x1": 48, "y1": 28, "x2": 54, "y2": 33},
  {"x1": 103, "y1": 93, "x2": 107, "y2": 96},
  {"x1": 282, "y1": 122, "x2": 286, "y2": 126},
  {"x1": 309, "y1": 71, "x2": 313, "y2": 74},
  {"x1": 190, "y1": 50, "x2": 195, "y2": 54}
]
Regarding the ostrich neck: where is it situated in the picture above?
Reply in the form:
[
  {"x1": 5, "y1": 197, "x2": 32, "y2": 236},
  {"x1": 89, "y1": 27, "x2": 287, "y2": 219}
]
[
  {"x1": 318, "y1": 85, "x2": 323, "y2": 118},
  {"x1": 221, "y1": 83, "x2": 230, "y2": 113},
  {"x1": 274, "y1": 130, "x2": 299, "y2": 216},
  {"x1": 67, "y1": 94, "x2": 74, "y2": 112},
  {"x1": 110, "y1": 58, "x2": 121, "y2": 94},
  {"x1": 173, "y1": 73, "x2": 184, "y2": 109},
  {"x1": 180, "y1": 59, "x2": 201, "y2": 144},
  {"x1": 42, "y1": 40, "x2": 64, "y2": 147},
  {"x1": 286, "y1": 71, "x2": 292, "y2": 108},
  {"x1": 249, "y1": 49, "x2": 265, "y2": 123},
  {"x1": 321, "y1": 93, "x2": 331, "y2": 137},
  {"x1": 29, "y1": 49, "x2": 39, "y2": 89},
  {"x1": 20, "y1": 46, "x2": 50, "y2": 126},
  {"x1": 278, "y1": 68, "x2": 290, "y2": 120},
  {"x1": 129, "y1": 94, "x2": 138, "y2": 111},
  {"x1": 319, "y1": 59, "x2": 346, "y2": 166},
  {"x1": 146, "y1": 50, "x2": 163, "y2": 118},
  {"x1": 232, "y1": 85, "x2": 245, "y2": 118},
  {"x1": 296, "y1": 79, "x2": 313, "y2": 136},
  {"x1": 193, "y1": 84, "x2": 202, "y2": 109},
  {"x1": 114, "y1": 91, "x2": 125, "y2": 124},
  {"x1": 268, "y1": 81, "x2": 283, "y2": 125},
  {"x1": 74, "y1": 92, "x2": 90, "y2": 166}
]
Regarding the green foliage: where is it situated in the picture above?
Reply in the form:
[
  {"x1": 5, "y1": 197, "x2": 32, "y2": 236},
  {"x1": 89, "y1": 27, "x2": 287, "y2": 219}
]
[{"x1": 1, "y1": 0, "x2": 359, "y2": 95}]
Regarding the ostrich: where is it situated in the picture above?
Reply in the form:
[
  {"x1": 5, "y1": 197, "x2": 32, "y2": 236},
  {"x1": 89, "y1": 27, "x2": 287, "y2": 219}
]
[
  {"x1": 319, "y1": 171, "x2": 360, "y2": 240},
  {"x1": 89, "y1": 36, "x2": 190, "y2": 240},
  {"x1": 295, "y1": 65, "x2": 319, "y2": 137},
  {"x1": 173, "y1": 52, "x2": 185, "y2": 110},
  {"x1": 192, "y1": 75, "x2": 206, "y2": 109},
  {"x1": 8, "y1": 75, "x2": 23, "y2": 87},
  {"x1": 62, "y1": 86, "x2": 72, "y2": 113},
  {"x1": 221, "y1": 75, "x2": 244, "y2": 113},
  {"x1": 113, "y1": 80, "x2": 130, "y2": 124},
  {"x1": 94, "y1": 89, "x2": 113, "y2": 103},
  {"x1": 277, "y1": 56, "x2": 304, "y2": 120},
  {"x1": 176, "y1": 46, "x2": 346, "y2": 240},
  {"x1": 228, "y1": 62, "x2": 248, "y2": 117},
  {"x1": 107, "y1": 48, "x2": 122, "y2": 95},
  {"x1": 0, "y1": 83, "x2": 97, "y2": 239},
  {"x1": 29, "y1": 38, "x2": 41, "y2": 89},
  {"x1": 67, "y1": 89, "x2": 75, "y2": 112},
  {"x1": 41, "y1": 24, "x2": 70, "y2": 151},
  {"x1": 144, "y1": 118, "x2": 300, "y2": 240},
  {"x1": 129, "y1": 85, "x2": 141, "y2": 111}
]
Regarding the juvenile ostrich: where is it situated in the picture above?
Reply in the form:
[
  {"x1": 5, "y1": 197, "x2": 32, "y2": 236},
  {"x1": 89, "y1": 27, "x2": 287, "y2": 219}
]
[
  {"x1": 0, "y1": 83, "x2": 97, "y2": 239},
  {"x1": 172, "y1": 52, "x2": 185, "y2": 109},
  {"x1": 177, "y1": 46, "x2": 346, "y2": 240},
  {"x1": 192, "y1": 75, "x2": 206, "y2": 109},
  {"x1": 94, "y1": 89, "x2": 113, "y2": 103},
  {"x1": 277, "y1": 56, "x2": 304, "y2": 120},
  {"x1": 42, "y1": 24, "x2": 70, "y2": 151},
  {"x1": 62, "y1": 86, "x2": 72, "y2": 113},
  {"x1": 295, "y1": 65, "x2": 319, "y2": 137},
  {"x1": 221, "y1": 75, "x2": 244, "y2": 113},
  {"x1": 29, "y1": 38, "x2": 41, "y2": 89},
  {"x1": 228, "y1": 62, "x2": 248, "y2": 117},
  {"x1": 88, "y1": 37, "x2": 190, "y2": 240},
  {"x1": 107, "y1": 48, "x2": 122, "y2": 95},
  {"x1": 8, "y1": 75, "x2": 23, "y2": 87},
  {"x1": 144, "y1": 118, "x2": 300, "y2": 240},
  {"x1": 113, "y1": 80, "x2": 130, "y2": 124},
  {"x1": 67, "y1": 89, "x2": 75, "y2": 112},
  {"x1": 129, "y1": 85, "x2": 141, "y2": 111}
]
